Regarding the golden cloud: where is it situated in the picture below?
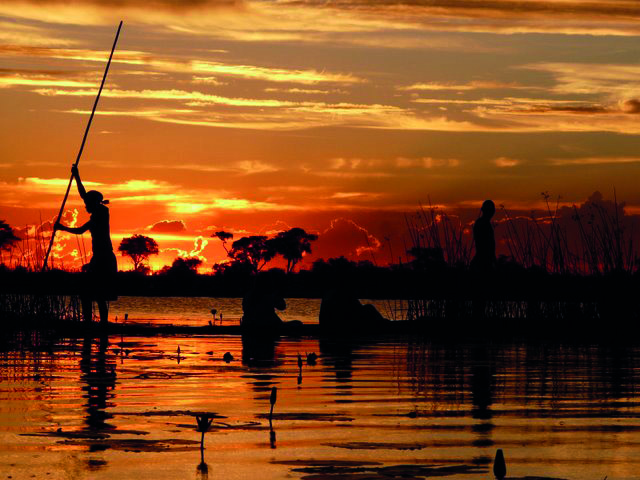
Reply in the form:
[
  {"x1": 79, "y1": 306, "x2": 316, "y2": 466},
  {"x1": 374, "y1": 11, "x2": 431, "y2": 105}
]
[
  {"x1": 3, "y1": 0, "x2": 242, "y2": 8},
  {"x1": 289, "y1": 0, "x2": 640, "y2": 36},
  {"x1": 395, "y1": 157, "x2": 460, "y2": 168},
  {"x1": 36, "y1": 87, "x2": 298, "y2": 107},
  {"x1": 0, "y1": 74, "x2": 96, "y2": 88},
  {"x1": 0, "y1": 45, "x2": 150, "y2": 65},
  {"x1": 2, "y1": 0, "x2": 639, "y2": 42},
  {"x1": 548, "y1": 157, "x2": 640, "y2": 166},
  {"x1": 399, "y1": 81, "x2": 529, "y2": 91},
  {"x1": 148, "y1": 219, "x2": 187, "y2": 233},
  {"x1": 520, "y1": 62, "x2": 640, "y2": 95},
  {"x1": 191, "y1": 60, "x2": 364, "y2": 84},
  {"x1": 0, "y1": 19, "x2": 77, "y2": 46},
  {"x1": 494, "y1": 157, "x2": 520, "y2": 168}
]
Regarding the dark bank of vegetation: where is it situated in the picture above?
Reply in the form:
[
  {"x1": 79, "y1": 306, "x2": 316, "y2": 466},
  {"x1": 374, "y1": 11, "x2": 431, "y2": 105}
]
[
  {"x1": 2, "y1": 252, "x2": 637, "y2": 299},
  {"x1": 2, "y1": 192, "x2": 640, "y2": 324},
  {"x1": 2, "y1": 255, "x2": 639, "y2": 328}
]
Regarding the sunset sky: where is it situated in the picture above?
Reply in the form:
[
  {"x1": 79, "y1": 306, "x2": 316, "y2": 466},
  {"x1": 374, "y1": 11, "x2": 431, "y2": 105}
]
[{"x1": 1, "y1": 0, "x2": 639, "y2": 271}]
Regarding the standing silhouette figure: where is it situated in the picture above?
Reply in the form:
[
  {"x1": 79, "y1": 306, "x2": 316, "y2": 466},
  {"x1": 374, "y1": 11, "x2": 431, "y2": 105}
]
[
  {"x1": 471, "y1": 200, "x2": 496, "y2": 321},
  {"x1": 55, "y1": 165, "x2": 117, "y2": 324},
  {"x1": 471, "y1": 200, "x2": 496, "y2": 272}
]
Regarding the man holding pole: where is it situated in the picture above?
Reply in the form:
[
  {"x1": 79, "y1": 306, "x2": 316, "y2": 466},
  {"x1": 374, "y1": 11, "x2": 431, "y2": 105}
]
[
  {"x1": 55, "y1": 165, "x2": 117, "y2": 324},
  {"x1": 40, "y1": 21, "x2": 122, "y2": 324}
]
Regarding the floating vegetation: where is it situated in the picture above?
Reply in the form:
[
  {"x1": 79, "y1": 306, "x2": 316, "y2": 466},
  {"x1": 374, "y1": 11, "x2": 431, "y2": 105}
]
[
  {"x1": 269, "y1": 386, "x2": 277, "y2": 422},
  {"x1": 274, "y1": 460, "x2": 382, "y2": 468},
  {"x1": 323, "y1": 441, "x2": 428, "y2": 451},
  {"x1": 195, "y1": 413, "x2": 214, "y2": 467},
  {"x1": 257, "y1": 412, "x2": 354, "y2": 422},
  {"x1": 277, "y1": 460, "x2": 487, "y2": 479},
  {"x1": 57, "y1": 438, "x2": 200, "y2": 453},
  {"x1": 174, "y1": 421, "x2": 261, "y2": 431},
  {"x1": 117, "y1": 410, "x2": 226, "y2": 419},
  {"x1": 22, "y1": 428, "x2": 149, "y2": 439}
]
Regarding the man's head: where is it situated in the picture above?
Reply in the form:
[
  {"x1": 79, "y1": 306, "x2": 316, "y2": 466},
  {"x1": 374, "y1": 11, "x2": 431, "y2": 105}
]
[
  {"x1": 481, "y1": 200, "x2": 496, "y2": 219},
  {"x1": 85, "y1": 190, "x2": 104, "y2": 213}
]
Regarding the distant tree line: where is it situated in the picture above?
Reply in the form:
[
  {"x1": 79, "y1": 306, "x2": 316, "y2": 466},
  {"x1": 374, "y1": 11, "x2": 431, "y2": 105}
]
[
  {"x1": 113, "y1": 227, "x2": 318, "y2": 275},
  {"x1": 212, "y1": 227, "x2": 318, "y2": 275}
]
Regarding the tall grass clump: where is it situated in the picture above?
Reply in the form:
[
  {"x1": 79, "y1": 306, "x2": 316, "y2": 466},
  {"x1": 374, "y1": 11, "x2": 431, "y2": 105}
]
[
  {"x1": 0, "y1": 293, "x2": 81, "y2": 325},
  {"x1": 403, "y1": 201, "x2": 473, "y2": 321},
  {"x1": 1, "y1": 217, "x2": 88, "y2": 272},
  {"x1": 500, "y1": 192, "x2": 637, "y2": 275},
  {"x1": 1, "y1": 219, "x2": 83, "y2": 325},
  {"x1": 405, "y1": 199, "x2": 473, "y2": 269},
  {"x1": 404, "y1": 192, "x2": 639, "y2": 322}
]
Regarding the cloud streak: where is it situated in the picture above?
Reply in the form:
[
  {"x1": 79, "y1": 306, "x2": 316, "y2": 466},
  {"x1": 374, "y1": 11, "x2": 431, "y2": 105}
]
[
  {"x1": 4, "y1": 0, "x2": 638, "y2": 44},
  {"x1": 0, "y1": 176, "x2": 301, "y2": 213},
  {"x1": 286, "y1": 0, "x2": 640, "y2": 36},
  {"x1": 548, "y1": 157, "x2": 640, "y2": 166},
  {"x1": 3, "y1": 0, "x2": 242, "y2": 8},
  {"x1": 192, "y1": 61, "x2": 364, "y2": 85},
  {"x1": 399, "y1": 81, "x2": 531, "y2": 92},
  {"x1": 0, "y1": 74, "x2": 96, "y2": 88},
  {"x1": 148, "y1": 219, "x2": 187, "y2": 233},
  {"x1": 520, "y1": 62, "x2": 640, "y2": 96},
  {"x1": 0, "y1": 19, "x2": 78, "y2": 46}
]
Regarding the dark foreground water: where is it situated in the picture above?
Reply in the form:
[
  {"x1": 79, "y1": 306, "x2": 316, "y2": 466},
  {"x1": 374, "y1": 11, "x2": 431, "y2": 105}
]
[{"x1": 1, "y1": 299, "x2": 640, "y2": 479}]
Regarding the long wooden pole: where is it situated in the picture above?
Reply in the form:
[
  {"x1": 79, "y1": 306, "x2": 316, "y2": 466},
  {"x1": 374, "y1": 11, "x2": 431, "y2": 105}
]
[{"x1": 42, "y1": 21, "x2": 123, "y2": 271}]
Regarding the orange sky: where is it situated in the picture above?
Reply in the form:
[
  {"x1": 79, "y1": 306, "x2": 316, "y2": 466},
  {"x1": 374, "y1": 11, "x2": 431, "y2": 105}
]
[{"x1": 1, "y1": 0, "x2": 639, "y2": 271}]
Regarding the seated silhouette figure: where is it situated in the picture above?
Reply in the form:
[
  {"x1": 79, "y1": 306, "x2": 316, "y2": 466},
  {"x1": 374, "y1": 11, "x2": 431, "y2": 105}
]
[
  {"x1": 319, "y1": 279, "x2": 389, "y2": 333},
  {"x1": 55, "y1": 165, "x2": 117, "y2": 324},
  {"x1": 241, "y1": 274, "x2": 286, "y2": 332}
]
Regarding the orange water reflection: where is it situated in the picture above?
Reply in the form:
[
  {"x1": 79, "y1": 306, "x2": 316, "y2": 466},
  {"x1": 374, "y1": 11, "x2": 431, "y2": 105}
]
[{"x1": 1, "y1": 333, "x2": 640, "y2": 479}]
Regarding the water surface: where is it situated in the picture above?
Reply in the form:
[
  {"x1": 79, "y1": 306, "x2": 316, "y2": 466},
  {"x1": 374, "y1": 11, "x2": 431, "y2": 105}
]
[
  {"x1": 0, "y1": 297, "x2": 640, "y2": 480},
  {"x1": 109, "y1": 296, "x2": 403, "y2": 325},
  {"x1": 2, "y1": 328, "x2": 640, "y2": 479}
]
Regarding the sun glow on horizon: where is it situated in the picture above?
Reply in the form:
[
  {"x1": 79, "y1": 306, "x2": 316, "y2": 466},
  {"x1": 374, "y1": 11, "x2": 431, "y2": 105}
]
[{"x1": 1, "y1": 0, "x2": 639, "y2": 271}]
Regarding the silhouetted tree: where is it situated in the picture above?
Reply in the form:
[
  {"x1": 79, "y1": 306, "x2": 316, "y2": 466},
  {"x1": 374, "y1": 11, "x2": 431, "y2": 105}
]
[
  {"x1": 212, "y1": 260, "x2": 253, "y2": 278},
  {"x1": 160, "y1": 257, "x2": 202, "y2": 276},
  {"x1": 228, "y1": 235, "x2": 276, "y2": 274},
  {"x1": 272, "y1": 227, "x2": 318, "y2": 273},
  {"x1": 0, "y1": 220, "x2": 19, "y2": 251},
  {"x1": 118, "y1": 234, "x2": 159, "y2": 272},
  {"x1": 213, "y1": 230, "x2": 234, "y2": 253}
]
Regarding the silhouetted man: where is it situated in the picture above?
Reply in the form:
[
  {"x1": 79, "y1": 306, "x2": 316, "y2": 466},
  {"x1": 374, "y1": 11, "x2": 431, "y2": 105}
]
[
  {"x1": 471, "y1": 200, "x2": 496, "y2": 321},
  {"x1": 55, "y1": 165, "x2": 117, "y2": 324},
  {"x1": 471, "y1": 200, "x2": 496, "y2": 272}
]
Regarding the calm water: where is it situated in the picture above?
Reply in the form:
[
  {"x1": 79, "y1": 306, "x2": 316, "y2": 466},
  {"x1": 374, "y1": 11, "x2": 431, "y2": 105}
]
[
  {"x1": 109, "y1": 296, "x2": 404, "y2": 325},
  {"x1": 1, "y1": 298, "x2": 640, "y2": 479}
]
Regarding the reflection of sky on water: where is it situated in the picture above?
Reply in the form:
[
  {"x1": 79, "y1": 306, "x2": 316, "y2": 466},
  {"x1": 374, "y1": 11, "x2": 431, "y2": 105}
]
[
  {"x1": 108, "y1": 296, "x2": 402, "y2": 326},
  {"x1": 1, "y1": 334, "x2": 640, "y2": 479}
]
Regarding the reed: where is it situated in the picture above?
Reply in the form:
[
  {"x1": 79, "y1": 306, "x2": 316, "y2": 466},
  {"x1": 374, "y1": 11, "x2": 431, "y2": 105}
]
[
  {"x1": 500, "y1": 192, "x2": 637, "y2": 275},
  {"x1": 404, "y1": 193, "x2": 639, "y2": 322},
  {"x1": 0, "y1": 293, "x2": 81, "y2": 324},
  {"x1": 405, "y1": 199, "x2": 473, "y2": 268},
  {"x1": 1, "y1": 221, "x2": 83, "y2": 324}
]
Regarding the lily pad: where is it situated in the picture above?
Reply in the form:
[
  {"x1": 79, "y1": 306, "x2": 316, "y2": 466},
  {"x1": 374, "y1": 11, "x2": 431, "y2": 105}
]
[
  {"x1": 59, "y1": 438, "x2": 200, "y2": 453},
  {"x1": 323, "y1": 442, "x2": 428, "y2": 451}
]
